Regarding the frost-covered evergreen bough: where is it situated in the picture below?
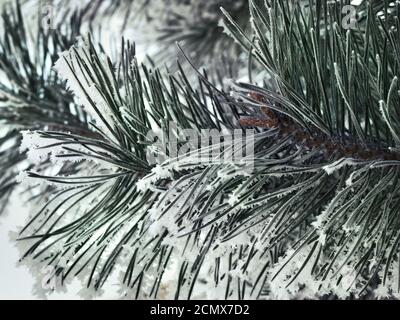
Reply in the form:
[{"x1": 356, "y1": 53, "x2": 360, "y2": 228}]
[{"x1": 2, "y1": 0, "x2": 400, "y2": 300}]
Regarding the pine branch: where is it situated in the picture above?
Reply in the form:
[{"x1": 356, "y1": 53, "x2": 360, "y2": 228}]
[
  {"x1": 10, "y1": 0, "x2": 400, "y2": 300},
  {"x1": 16, "y1": 37, "x2": 249, "y2": 299},
  {"x1": 14, "y1": 35, "x2": 366, "y2": 299}
]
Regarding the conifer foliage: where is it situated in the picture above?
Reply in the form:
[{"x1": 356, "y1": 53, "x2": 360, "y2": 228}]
[{"x1": 1, "y1": 0, "x2": 400, "y2": 299}]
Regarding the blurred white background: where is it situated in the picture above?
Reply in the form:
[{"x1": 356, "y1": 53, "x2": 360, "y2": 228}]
[
  {"x1": 0, "y1": 194, "x2": 120, "y2": 299},
  {"x1": 0, "y1": 195, "x2": 39, "y2": 299}
]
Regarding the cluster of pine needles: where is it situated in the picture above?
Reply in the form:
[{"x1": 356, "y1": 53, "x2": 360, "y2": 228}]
[{"x1": 1, "y1": 0, "x2": 400, "y2": 299}]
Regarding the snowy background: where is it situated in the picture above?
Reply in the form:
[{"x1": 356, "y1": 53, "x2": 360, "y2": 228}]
[
  {"x1": 0, "y1": 194, "x2": 120, "y2": 299},
  {"x1": 0, "y1": 196, "x2": 42, "y2": 299},
  {"x1": 0, "y1": 195, "x2": 75, "y2": 299}
]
